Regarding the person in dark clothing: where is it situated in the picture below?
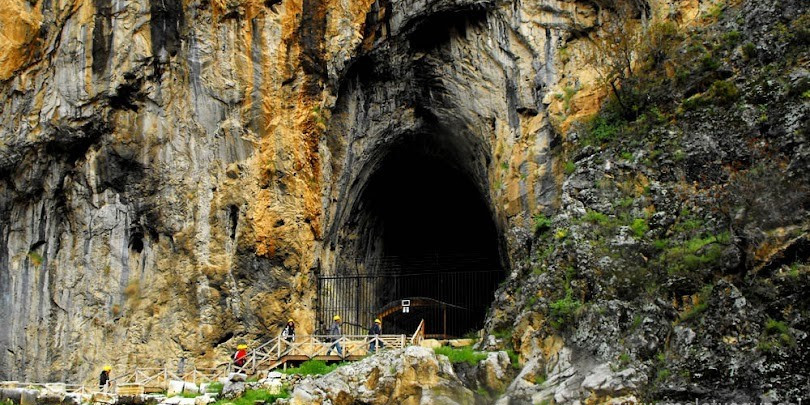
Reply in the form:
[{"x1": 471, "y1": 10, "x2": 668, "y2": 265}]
[
  {"x1": 282, "y1": 319, "x2": 296, "y2": 342},
  {"x1": 369, "y1": 318, "x2": 384, "y2": 353},
  {"x1": 99, "y1": 365, "x2": 111, "y2": 391},
  {"x1": 326, "y1": 315, "x2": 343, "y2": 356}
]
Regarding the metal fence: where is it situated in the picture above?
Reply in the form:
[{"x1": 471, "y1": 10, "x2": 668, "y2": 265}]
[{"x1": 316, "y1": 265, "x2": 503, "y2": 337}]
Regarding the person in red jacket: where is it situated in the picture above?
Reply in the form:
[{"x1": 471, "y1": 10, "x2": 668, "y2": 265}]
[{"x1": 233, "y1": 344, "x2": 248, "y2": 367}]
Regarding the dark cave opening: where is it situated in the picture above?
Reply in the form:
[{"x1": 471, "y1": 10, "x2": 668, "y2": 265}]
[{"x1": 329, "y1": 134, "x2": 505, "y2": 337}]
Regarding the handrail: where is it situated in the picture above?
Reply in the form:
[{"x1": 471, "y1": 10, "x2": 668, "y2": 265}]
[{"x1": 14, "y1": 328, "x2": 430, "y2": 393}]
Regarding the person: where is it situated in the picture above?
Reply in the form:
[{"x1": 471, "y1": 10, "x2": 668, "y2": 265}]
[
  {"x1": 369, "y1": 318, "x2": 384, "y2": 353},
  {"x1": 233, "y1": 344, "x2": 248, "y2": 367},
  {"x1": 281, "y1": 319, "x2": 296, "y2": 342},
  {"x1": 99, "y1": 365, "x2": 111, "y2": 391},
  {"x1": 325, "y1": 315, "x2": 343, "y2": 356}
]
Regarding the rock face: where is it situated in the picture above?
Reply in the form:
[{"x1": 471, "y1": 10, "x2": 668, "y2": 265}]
[
  {"x1": 287, "y1": 347, "x2": 474, "y2": 405},
  {"x1": 1, "y1": 0, "x2": 809, "y2": 401}
]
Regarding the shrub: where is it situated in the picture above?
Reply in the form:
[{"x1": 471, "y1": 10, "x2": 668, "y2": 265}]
[
  {"x1": 631, "y1": 218, "x2": 649, "y2": 238},
  {"x1": 742, "y1": 42, "x2": 757, "y2": 60},
  {"x1": 706, "y1": 80, "x2": 739, "y2": 105},
  {"x1": 434, "y1": 346, "x2": 488, "y2": 366},
  {"x1": 533, "y1": 213, "x2": 552, "y2": 233},
  {"x1": 283, "y1": 360, "x2": 342, "y2": 375},
  {"x1": 583, "y1": 210, "x2": 611, "y2": 226},
  {"x1": 564, "y1": 161, "x2": 576, "y2": 175},
  {"x1": 549, "y1": 290, "x2": 582, "y2": 329}
]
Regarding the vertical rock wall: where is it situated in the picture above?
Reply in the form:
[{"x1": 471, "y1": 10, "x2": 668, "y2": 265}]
[{"x1": 0, "y1": 0, "x2": 704, "y2": 385}]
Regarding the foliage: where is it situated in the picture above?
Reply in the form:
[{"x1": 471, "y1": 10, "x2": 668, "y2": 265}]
[
  {"x1": 630, "y1": 218, "x2": 649, "y2": 238},
  {"x1": 206, "y1": 382, "x2": 224, "y2": 394},
  {"x1": 564, "y1": 161, "x2": 576, "y2": 174},
  {"x1": 211, "y1": 389, "x2": 289, "y2": 405},
  {"x1": 434, "y1": 346, "x2": 487, "y2": 366},
  {"x1": 505, "y1": 348, "x2": 520, "y2": 369},
  {"x1": 533, "y1": 213, "x2": 552, "y2": 234},
  {"x1": 27, "y1": 251, "x2": 43, "y2": 266},
  {"x1": 679, "y1": 284, "x2": 714, "y2": 322},
  {"x1": 283, "y1": 360, "x2": 343, "y2": 375},
  {"x1": 548, "y1": 289, "x2": 582, "y2": 329},
  {"x1": 758, "y1": 318, "x2": 795, "y2": 353}
]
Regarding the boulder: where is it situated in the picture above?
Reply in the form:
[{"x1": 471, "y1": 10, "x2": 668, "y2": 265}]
[
  {"x1": 221, "y1": 382, "x2": 245, "y2": 399},
  {"x1": 226, "y1": 373, "x2": 246, "y2": 383},
  {"x1": 419, "y1": 339, "x2": 442, "y2": 349},
  {"x1": 448, "y1": 339, "x2": 474, "y2": 348},
  {"x1": 289, "y1": 347, "x2": 474, "y2": 405}
]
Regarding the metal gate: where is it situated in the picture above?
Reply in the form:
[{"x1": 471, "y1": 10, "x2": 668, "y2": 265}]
[{"x1": 316, "y1": 269, "x2": 502, "y2": 337}]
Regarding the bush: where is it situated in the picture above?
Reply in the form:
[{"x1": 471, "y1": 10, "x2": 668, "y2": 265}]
[
  {"x1": 742, "y1": 42, "x2": 757, "y2": 60},
  {"x1": 631, "y1": 218, "x2": 649, "y2": 238},
  {"x1": 283, "y1": 360, "x2": 342, "y2": 375},
  {"x1": 549, "y1": 290, "x2": 582, "y2": 329},
  {"x1": 533, "y1": 213, "x2": 552, "y2": 233},
  {"x1": 434, "y1": 346, "x2": 488, "y2": 366},
  {"x1": 564, "y1": 161, "x2": 576, "y2": 174},
  {"x1": 706, "y1": 80, "x2": 739, "y2": 104}
]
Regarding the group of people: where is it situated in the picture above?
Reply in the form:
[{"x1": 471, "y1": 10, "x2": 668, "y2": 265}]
[{"x1": 232, "y1": 316, "x2": 385, "y2": 365}]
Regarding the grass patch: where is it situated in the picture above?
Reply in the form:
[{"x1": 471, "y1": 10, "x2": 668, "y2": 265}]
[
  {"x1": 434, "y1": 346, "x2": 488, "y2": 366},
  {"x1": 211, "y1": 389, "x2": 289, "y2": 405},
  {"x1": 283, "y1": 360, "x2": 343, "y2": 376},
  {"x1": 206, "y1": 382, "x2": 224, "y2": 394}
]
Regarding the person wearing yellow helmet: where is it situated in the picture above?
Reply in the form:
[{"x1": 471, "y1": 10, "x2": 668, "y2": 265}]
[
  {"x1": 233, "y1": 344, "x2": 248, "y2": 367},
  {"x1": 282, "y1": 319, "x2": 296, "y2": 342},
  {"x1": 369, "y1": 318, "x2": 384, "y2": 353},
  {"x1": 99, "y1": 366, "x2": 111, "y2": 390},
  {"x1": 325, "y1": 315, "x2": 343, "y2": 356}
]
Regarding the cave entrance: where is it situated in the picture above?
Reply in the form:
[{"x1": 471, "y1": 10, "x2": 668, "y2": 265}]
[{"x1": 319, "y1": 134, "x2": 505, "y2": 338}]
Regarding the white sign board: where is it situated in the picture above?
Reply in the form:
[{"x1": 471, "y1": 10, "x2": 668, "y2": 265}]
[
  {"x1": 401, "y1": 299, "x2": 411, "y2": 307},
  {"x1": 403, "y1": 307, "x2": 410, "y2": 313}
]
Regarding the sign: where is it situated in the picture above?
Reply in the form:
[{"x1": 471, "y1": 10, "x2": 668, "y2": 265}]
[
  {"x1": 403, "y1": 307, "x2": 410, "y2": 313},
  {"x1": 401, "y1": 299, "x2": 411, "y2": 307}
]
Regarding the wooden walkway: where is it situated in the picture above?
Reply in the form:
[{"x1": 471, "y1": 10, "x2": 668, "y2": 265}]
[
  {"x1": 4, "y1": 321, "x2": 426, "y2": 396},
  {"x1": 232, "y1": 319, "x2": 426, "y2": 374}
]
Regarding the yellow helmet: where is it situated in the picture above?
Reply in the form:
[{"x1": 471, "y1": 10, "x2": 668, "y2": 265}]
[
  {"x1": 103, "y1": 365, "x2": 112, "y2": 372},
  {"x1": 333, "y1": 315, "x2": 341, "y2": 321},
  {"x1": 287, "y1": 319, "x2": 294, "y2": 323},
  {"x1": 237, "y1": 344, "x2": 248, "y2": 350},
  {"x1": 374, "y1": 319, "x2": 381, "y2": 324}
]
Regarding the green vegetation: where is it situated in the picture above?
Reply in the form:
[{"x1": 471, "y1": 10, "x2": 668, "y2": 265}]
[
  {"x1": 583, "y1": 210, "x2": 611, "y2": 226},
  {"x1": 505, "y1": 348, "x2": 520, "y2": 369},
  {"x1": 564, "y1": 161, "x2": 576, "y2": 174},
  {"x1": 206, "y1": 382, "x2": 224, "y2": 395},
  {"x1": 533, "y1": 213, "x2": 552, "y2": 233},
  {"x1": 758, "y1": 318, "x2": 796, "y2": 353},
  {"x1": 283, "y1": 360, "x2": 344, "y2": 376},
  {"x1": 211, "y1": 389, "x2": 289, "y2": 405},
  {"x1": 534, "y1": 372, "x2": 547, "y2": 385},
  {"x1": 630, "y1": 218, "x2": 649, "y2": 238},
  {"x1": 434, "y1": 346, "x2": 488, "y2": 366},
  {"x1": 549, "y1": 291, "x2": 582, "y2": 329},
  {"x1": 679, "y1": 284, "x2": 714, "y2": 322},
  {"x1": 742, "y1": 42, "x2": 757, "y2": 60},
  {"x1": 27, "y1": 251, "x2": 43, "y2": 266},
  {"x1": 660, "y1": 233, "x2": 729, "y2": 275}
]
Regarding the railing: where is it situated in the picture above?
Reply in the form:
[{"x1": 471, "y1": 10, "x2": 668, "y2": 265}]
[{"x1": 5, "y1": 321, "x2": 427, "y2": 395}]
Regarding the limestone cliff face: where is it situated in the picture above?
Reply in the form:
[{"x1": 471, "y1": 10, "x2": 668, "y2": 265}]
[{"x1": 2, "y1": 0, "x2": 806, "y2": 401}]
